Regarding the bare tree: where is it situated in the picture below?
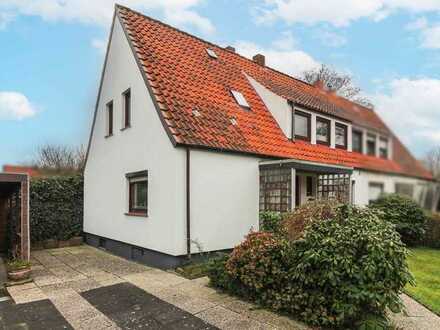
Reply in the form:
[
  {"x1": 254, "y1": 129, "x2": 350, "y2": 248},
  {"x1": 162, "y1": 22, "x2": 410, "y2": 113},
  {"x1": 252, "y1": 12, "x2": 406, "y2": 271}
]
[
  {"x1": 34, "y1": 144, "x2": 86, "y2": 173},
  {"x1": 302, "y1": 64, "x2": 374, "y2": 109}
]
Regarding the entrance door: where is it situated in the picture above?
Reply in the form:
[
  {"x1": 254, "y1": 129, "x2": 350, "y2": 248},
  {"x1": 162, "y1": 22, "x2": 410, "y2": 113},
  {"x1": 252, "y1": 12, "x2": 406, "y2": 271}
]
[{"x1": 295, "y1": 175, "x2": 300, "y2": 207}]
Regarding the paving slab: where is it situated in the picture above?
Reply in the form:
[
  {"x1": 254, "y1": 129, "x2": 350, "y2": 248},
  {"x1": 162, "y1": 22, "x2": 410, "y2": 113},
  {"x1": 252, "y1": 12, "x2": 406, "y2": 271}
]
[
  {"x1": 81, "y1": 282, "x2": 218, "y2": 329},
  {"x1": 0, "y1": 299, "x2": 73, "y2": 329}
]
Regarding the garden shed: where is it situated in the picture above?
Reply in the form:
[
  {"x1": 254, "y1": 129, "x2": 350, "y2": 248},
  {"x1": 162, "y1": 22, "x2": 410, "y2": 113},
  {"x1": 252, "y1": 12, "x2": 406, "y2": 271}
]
[{"x1": 0, "y1": 173, "x2": 29, "y2": 261}]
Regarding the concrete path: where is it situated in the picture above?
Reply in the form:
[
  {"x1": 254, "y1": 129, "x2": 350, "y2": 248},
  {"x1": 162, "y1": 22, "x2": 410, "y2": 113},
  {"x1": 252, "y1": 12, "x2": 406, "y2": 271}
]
[{"x1": 1, "y1": 245, "x2": 439, "y2": 329}]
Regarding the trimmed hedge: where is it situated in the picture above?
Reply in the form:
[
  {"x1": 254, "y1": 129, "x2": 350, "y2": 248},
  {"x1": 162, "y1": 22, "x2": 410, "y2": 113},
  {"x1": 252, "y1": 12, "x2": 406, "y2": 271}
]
[
  {"x1": 423, "y1": 213, "x2": 440, "y2": 248},
  {"x1": 30, "y1": 175, "x2": 83, "y2": 242}
]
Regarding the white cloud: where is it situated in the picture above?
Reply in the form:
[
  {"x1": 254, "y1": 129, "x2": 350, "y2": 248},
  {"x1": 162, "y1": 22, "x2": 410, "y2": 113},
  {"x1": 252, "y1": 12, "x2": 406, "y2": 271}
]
[
  {"x1": 0, "y1": 12, "x2": 14, "y2": 29},
  {"x1": 234, "y1": 39, "x2": 320, "y2": 78},
  {"x1": 421, "y1": 25, "x2": 440, "y2": 49},
  {"x1": 0, "y1": 91, "x2": 36, "y2": 120},
  {"x1": 256, "y1": 0, "x2": 440, "y2": 27},
  {"x1": 371, "y1": 78, "x2": 440, "y2": 148},
  {"x1": 316, "y1": 30, "x2": 347, "y2": 47},
  {"x1": 0, "y1": 0, "x2": 214, "y2": 34},
  {"x1": 91, "y1": 38, "x2": 106, "y2": 54},
  {"x1": 406, "y1": 17, "x2": 428, "y2": 30}
]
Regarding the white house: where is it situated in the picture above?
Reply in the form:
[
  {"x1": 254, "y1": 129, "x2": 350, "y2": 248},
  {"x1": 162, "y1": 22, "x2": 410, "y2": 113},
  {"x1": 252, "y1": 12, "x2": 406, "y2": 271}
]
[{"x1": 84, "y1": 5, "x2": 437, "y2": 268}]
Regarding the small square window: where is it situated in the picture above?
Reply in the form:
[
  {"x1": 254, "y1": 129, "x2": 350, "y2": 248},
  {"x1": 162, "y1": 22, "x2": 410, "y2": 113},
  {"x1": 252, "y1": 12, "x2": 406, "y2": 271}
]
[
  {"x1": 294, "y1": 110, "x2": 311, "y2": 141},
  {"x1": 122, "y1": 89, "x2": 131, "y2": 129},
  {"x1": 369, "y1": 182, "x2": 384, "y2": 204},
  {"x1": 335, "y1": 123, "x2": 347, "y2": 149},
  {"x1": 231, "y1": 90, "x2": 250, "y2": 109},
  {"x1": 106, "y1": 101, "x2": 113, "y2": 137},
  {"x1": 206, "y1": 48, "x2": 218, "y2": 59},
  {"x1": 316, "y1": 117, "x2": 331, "y2": 145},
  {"x1": 126, "y1": 171, "x2": 148, "y2": 216}
]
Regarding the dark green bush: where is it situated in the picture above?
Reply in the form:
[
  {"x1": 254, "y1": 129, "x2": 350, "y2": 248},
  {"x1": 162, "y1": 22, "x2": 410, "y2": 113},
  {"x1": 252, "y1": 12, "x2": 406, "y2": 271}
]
[
  {"x1": 209, "y1": 203, "x2": 413, "y2": 328},
  {"x1": 422, "y1": 213, "x2": 440, "y2": 248},
  {"x1": 259, "y1": 211, "x2": 283, "y2": 233},
  {"x1": 30, "y1": 175, "x2": 83, "y2": 242},
  {"x1": 370, "y1": 194, "x2": 427, "y2": 246}
]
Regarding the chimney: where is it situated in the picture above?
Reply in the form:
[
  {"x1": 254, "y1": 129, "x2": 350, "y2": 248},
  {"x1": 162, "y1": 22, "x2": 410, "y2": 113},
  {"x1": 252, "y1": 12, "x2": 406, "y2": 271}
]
[
  {"x1": 225, "y1": 46, "x2": 235, "y2": 52},
  {"x1": 314, "y1": 79, "x2": 328, "y2": 91},
  {"x1": 253, "y1": 54, "x2": 265, "y2": 66}
]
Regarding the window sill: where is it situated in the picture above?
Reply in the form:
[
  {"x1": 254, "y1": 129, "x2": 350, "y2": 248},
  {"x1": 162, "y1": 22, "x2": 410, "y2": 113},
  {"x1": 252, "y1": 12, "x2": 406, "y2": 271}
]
[
  {"x1": 335, "y1": 144, "x2": 347, "y2": 150},
  {"x1": 317, "y1": 140, "x2": 331, "y2": 146},
  {"x1": 125, "y1": 212, "x2": 148, "y2": 218},
  {"x1": 294, "y1": 135, "x2": 311, "y2": 142},
  {"x1": 120, "y1": 125, "x2": 131, "y2": 131},
  {"x1": 105, "y1": 134, "x2": 113, "y2": 138}
]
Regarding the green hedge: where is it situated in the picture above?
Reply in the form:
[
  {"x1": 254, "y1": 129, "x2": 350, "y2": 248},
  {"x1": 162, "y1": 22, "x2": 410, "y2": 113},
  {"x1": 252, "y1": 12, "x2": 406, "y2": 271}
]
[
  {"x1": 30, "y1": 175, "x2": 83, "y2": 242},
  {"x1": 423, "y1": 213, "x2": 440, "y2": 248}
]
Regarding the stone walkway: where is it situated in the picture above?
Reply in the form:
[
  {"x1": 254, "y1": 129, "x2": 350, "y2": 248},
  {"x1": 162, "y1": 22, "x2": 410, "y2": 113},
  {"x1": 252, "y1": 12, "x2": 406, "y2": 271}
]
[
  {"x1": 4, "y1": 246, "x2": 308, "y2": 329},
  {"x1": 2, "y1": 245, "x2": 440, "y2": 329}
]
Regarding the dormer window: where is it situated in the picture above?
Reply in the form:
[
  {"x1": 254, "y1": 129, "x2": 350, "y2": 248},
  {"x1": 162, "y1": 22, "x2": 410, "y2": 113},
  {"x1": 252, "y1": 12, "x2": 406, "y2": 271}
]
[
  {"x1": 352, "y1": 130, "x2": 363, "y2": 153},
  {"x1": 379, "y1": 137, "x2": 388, "y2": 159},
  {"x1": 367, "y1": 133, "x2": 376, "y2": 156},
  {"x1": 231, "y1": 90, "x2": 250, "y2": 109},
  {"x1": 294, "y1": 110, "x2": 311, "y2": 141},
  {"x1": 316, "y1": 117, "x2": 330, "y2": 145},
  {"x1": 335, "y1": 123, "x2": 347, "y2": 149}
]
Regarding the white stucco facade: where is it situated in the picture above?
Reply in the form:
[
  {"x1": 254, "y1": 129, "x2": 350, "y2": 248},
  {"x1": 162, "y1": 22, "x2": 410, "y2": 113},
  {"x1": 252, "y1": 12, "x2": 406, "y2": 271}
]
[
  {"x1": 189, "y1": 149, "x2": 260, "y2": 253},
  {"x1": 84, "y1": 18, "x2": 187, "y2": 256}
]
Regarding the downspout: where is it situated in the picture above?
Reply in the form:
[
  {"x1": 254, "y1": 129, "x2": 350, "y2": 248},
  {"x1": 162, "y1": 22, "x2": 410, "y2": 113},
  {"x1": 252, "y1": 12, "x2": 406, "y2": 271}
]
[{"x1": 186, "y1": 148, "x2": 191, "y2": 259}]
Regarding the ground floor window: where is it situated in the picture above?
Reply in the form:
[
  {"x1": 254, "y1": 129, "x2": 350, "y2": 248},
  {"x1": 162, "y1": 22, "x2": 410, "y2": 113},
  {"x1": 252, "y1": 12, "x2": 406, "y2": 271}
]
[
  {"x1": 368, "y1": 182, "x2": 384, "y2": 204},
  {"x1": 395, "y1": 183, "x2": 414, "y2": 198},
  {"x1": 126, "y1": 171, "x2": 148, "y2": 216}
]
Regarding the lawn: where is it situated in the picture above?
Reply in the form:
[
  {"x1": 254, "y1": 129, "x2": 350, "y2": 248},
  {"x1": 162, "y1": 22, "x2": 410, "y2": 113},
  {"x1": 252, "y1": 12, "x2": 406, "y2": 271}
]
[{"x1": 406, "y1": 247, "x2": 440, "y2": 314}]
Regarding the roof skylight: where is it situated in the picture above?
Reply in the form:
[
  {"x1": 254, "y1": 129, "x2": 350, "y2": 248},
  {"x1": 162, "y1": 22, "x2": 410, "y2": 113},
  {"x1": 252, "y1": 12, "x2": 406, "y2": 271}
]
[
  {"x1": 206, "y1": 48, "x2": 218, "y2": 59},
  {"x1": 231, "y1": 90, "x2": 250, "y2": 109}
]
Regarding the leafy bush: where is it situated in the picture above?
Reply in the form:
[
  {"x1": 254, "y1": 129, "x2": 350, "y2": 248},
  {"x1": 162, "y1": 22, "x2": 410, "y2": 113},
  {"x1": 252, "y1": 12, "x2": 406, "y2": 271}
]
[
  {"x1": 226, "y1": 232, "x2": 290, "y2": 308},
  {"x1": 422, "y1": 213, "x2": 440, "y2": 248},
  {"x1": 209, "y1": 203, "x2": 413, "y2": 328},
  {"x1": 259, "y1": 211, "x2": 282, "y2": 233},
  {"x1": 30, "y1": 175, "x2": 83, "y2": 242},
  {"x1": 286, "y1": 205, "x2": 412, "y2": 327},
  {"x1": 370, "y1": 194, "x2": 427, "y2": 246},
  {"x1": 282, "y1": 199, "x2": 338, "y2": 240}
]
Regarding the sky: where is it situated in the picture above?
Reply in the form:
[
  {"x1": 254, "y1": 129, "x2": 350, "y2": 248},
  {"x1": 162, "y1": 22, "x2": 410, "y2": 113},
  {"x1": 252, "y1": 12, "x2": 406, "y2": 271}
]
[{"x1": 1, "y1": 0, "x2": 440, "y2": 167}]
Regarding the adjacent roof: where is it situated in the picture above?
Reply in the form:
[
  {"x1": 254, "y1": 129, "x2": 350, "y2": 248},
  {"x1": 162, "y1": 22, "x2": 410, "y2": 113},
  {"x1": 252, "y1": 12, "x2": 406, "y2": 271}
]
[
  {"x1": 2, "y1": 165, "x2": 41, "y2": 177},
  {"x1": 115, "y1": 5, "x2": 432, "y2": 180}
]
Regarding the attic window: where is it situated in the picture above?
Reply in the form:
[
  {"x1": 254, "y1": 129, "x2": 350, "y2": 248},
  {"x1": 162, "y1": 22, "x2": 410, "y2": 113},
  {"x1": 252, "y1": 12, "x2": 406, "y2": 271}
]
[
  {"x1": 231, "y1": 90, "x2": 250, "y2": 109},
  {"x1": 230, "y1": 117, "x2": 237, "y2": 125},
  {"x1": 206, "y1": 48, "x2": 218, "y2": 59}
]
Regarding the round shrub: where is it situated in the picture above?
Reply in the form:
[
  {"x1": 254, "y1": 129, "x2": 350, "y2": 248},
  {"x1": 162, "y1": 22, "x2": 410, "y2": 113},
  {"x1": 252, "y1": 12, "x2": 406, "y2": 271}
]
[
  {"x1": 370, "y1": 193, "x2": 427, "y2": 246},
  {"x1": 285, "y1": 205, "x2": 413, "y2": 327},
  {"x1": 226, "y1": 231, "x2": 290, "y2": 308},
  {"x1": 209, "y1": 203, "x2": 414, "y2": 328}
]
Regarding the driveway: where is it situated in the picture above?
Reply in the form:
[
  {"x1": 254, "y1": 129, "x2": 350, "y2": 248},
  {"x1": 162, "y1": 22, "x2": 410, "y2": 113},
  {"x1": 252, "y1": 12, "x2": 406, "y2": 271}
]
[
  {"x1": 1, "y1": 245, "x2": 439, "y2": 329},
  {"x1": 2, "y1": 245, "x2": 308, "y2": 329}
]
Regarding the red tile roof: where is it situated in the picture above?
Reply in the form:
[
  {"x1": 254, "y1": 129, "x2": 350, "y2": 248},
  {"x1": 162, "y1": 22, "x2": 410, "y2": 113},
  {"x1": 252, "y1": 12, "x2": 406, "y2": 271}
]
[
  {"x1": 2, "y1": 165, "x2": 41, "y2": 177},
  {"x1": 116, "y1": 5, "x2": 432, "y2": 180}
]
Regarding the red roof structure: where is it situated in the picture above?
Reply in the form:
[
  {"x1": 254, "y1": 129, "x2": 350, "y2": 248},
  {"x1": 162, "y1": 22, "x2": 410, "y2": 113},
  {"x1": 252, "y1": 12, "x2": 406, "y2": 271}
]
[
  {"x1": 2, "y1": 165, "x2": 41, "y2": 178},
  {"x1": 115, "y1": 5, "x2": 432, "y2": 180}
]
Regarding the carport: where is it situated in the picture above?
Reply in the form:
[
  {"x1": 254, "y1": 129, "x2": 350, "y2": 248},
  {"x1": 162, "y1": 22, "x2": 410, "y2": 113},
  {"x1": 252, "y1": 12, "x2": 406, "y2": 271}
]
[{"x1": 0, "y1": 173, "x2": 29, "y2": 261}]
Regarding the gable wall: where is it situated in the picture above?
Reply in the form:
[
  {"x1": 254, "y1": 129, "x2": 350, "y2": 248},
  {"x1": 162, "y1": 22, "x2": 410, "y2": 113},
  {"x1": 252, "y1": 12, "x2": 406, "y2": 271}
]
[{"x1": 84, "y1": 17, "x2": 187, "y2": 256}]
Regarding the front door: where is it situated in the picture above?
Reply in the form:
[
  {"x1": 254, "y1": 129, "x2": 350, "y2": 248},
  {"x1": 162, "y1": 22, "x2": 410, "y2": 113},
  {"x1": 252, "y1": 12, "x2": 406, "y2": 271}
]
[{"x1": 295, "y1": 175, "x2": 300, "y2": 207}]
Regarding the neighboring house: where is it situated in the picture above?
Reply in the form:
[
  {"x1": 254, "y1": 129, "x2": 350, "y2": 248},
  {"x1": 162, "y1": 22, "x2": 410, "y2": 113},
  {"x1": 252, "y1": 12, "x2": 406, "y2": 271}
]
[
  {"x1": 3, "y1": 165, "x2": 41, "y2": 178},
  {"x1": 84, "y1": 5, "x2": 437, "y2": 268}
]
